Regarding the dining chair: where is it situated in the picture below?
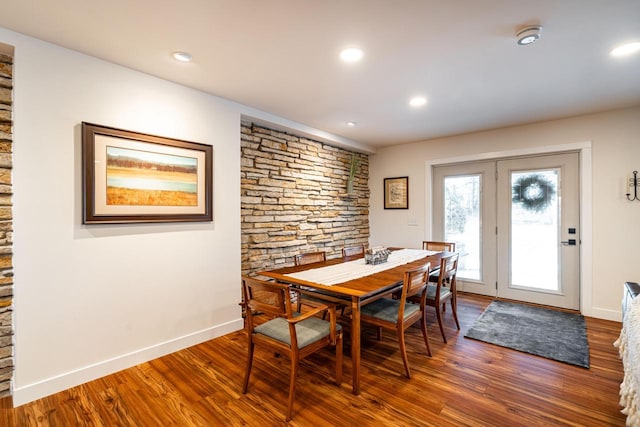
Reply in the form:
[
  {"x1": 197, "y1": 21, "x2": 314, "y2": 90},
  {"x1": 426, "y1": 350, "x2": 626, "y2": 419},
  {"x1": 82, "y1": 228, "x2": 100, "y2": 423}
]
[
  {"x1": 294, "y1": 251, "x2": 326, "y2": 266},
  {"x1": 359, "y1": 261, "x2": 432, "y2": 378},
  {"x1": 293, "y1": 250, "x2": 348, "y2": 317},
  {"x1": 293, "y1": 251, "x2": 327, "y2": 311},
  {"x1": 241, "y1": 276, "x2": 343, "y2": 421},
  {"x1": 409, "y1": 253, "x2": 460, "y2": 343},
  {"x1": 422, "y1": 241, "x2": 456, "y2": 308},
  {"x1": 422, "y1": 241, "x2": 456, "y2": 252},
  {"x1": 342, "y1": 245, "x2": 365, "y2": 258}
]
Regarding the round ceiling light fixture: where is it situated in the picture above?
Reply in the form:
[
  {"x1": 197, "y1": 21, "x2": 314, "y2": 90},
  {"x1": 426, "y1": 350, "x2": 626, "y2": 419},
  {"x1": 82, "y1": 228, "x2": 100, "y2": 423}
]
[
  {"x1": 346, "y1": 121, "x2": 357, "y2": 127},
  {"x1": 515, "y1": 25, "x2": 542, "y2": 45},
  {"x1": 172, "y1": 51, "x2": 193, "y2": 62},
  {"x1": 610, "y1": 42, "x2": 640, "y2": 57},
  {"x1": 340, "y1": 47, "x2": 364, "y2": 63},
  {"x1": 409, "y1": 96, "x2": 427, "y2": 108}
]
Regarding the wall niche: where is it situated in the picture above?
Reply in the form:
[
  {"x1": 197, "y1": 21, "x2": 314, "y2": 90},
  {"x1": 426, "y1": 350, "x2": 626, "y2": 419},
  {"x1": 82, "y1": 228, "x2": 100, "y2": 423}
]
[{"x1": 241, "y1": 120, "x2": 369, "y2": 276}]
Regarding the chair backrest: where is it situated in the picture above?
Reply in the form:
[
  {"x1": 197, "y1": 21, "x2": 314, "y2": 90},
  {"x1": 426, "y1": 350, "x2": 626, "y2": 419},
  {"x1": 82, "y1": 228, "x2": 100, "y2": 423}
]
[
  {"x1": 342, "y1": 245, "x2": 365, "y2": 258},
  {"x1": 437, "y1": 253, "x2": 459, "y2": 289},
  {"x1": 294, "y1": 251, "x2": 326, "y2": 266},
  {"x1": 397, "y1": 261, "x2": 431, "y2": 304},
  {"x1": 242, "y1": 276, "x2": 293, "y2": 331},
  {"x1": 423, "y1": 241, "x2": 456, "y2": 252}
]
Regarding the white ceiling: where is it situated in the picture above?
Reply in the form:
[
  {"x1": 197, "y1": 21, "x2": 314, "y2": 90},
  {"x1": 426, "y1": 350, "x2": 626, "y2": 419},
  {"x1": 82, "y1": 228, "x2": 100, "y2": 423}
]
[{"x1": 0, "y1": 0, "x2": 639, "y2": 148}]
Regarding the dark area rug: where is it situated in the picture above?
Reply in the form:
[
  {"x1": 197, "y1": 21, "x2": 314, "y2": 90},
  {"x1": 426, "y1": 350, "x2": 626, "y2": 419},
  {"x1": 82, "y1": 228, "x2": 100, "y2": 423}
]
[{"x1": 465, "y1": 300, "x2": 590, "y2": 368}]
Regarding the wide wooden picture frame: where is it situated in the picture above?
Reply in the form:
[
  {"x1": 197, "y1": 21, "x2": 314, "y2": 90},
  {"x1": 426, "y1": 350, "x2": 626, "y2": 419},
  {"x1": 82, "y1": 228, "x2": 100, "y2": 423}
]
[
  {"x1": 384, "y1": 176, "x2": 409, "y2": 209},
  {"x1": 82, "y1": 122, "x2": 213, "y2": 224}
]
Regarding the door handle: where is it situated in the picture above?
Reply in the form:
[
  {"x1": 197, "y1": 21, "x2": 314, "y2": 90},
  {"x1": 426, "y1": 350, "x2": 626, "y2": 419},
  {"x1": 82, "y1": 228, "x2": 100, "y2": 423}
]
[{"x1": 560, "y1": 239, "x2": 577, "y2": 245}]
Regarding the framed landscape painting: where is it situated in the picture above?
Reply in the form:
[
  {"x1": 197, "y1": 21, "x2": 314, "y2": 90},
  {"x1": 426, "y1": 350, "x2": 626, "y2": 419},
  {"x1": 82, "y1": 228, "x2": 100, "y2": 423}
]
[
  {"x1": 82, "y1": 122, "x2": 213, "y2": 224},
  {"x1": 384, "y1": 176, "x2": 409, "y2": 209}
]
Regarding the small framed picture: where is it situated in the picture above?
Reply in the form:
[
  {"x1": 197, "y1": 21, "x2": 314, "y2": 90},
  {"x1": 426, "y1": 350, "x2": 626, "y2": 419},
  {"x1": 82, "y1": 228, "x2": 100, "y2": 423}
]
[
  {"x1": 82, "y1": 122, "x2": 213, "y2": 224},
  {"x1": 384, "y1": 176, "x2": 409, "y2": 209}
]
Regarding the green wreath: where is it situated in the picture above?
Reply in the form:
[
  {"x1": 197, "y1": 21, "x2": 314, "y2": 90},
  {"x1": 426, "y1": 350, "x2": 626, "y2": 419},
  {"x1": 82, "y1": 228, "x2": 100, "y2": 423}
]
[{"x1": 512, "y1": 175, "x2": 555, "y2": 212}]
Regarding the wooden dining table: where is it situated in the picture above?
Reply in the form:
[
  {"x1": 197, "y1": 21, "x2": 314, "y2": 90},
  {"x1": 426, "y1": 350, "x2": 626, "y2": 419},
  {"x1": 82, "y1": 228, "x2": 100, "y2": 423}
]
[{"x1": 258, "y1": 248, "x2": 448, "y2": 395}]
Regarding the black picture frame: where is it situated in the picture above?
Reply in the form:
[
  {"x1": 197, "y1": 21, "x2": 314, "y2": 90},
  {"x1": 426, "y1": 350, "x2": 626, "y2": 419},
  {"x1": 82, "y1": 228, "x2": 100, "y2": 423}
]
[{"x1": 384, "y1": 176, "x2": 409, "y2": 209}]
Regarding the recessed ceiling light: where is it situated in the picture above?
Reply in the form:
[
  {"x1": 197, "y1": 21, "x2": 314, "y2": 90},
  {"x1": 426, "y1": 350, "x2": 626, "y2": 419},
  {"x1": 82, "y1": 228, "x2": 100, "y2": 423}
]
[
  {"x1": 172, "y1": 51, "x2": 193, "y2": 62},
  {"x1": 346, "y1": 121, "x2": 357, "y2": 127},
  {"x1": 610, "y1": 42, "x2": 640, "y2": 57},
  {"x1": 340, "y1": 47, "x2": 364, "y2": 63},
  {"x1": 515, "y1": 25, "x2": 542, "y2": 46},
  {"x1": 409, "y1": 96, "x2": 427, "y2": 107}
]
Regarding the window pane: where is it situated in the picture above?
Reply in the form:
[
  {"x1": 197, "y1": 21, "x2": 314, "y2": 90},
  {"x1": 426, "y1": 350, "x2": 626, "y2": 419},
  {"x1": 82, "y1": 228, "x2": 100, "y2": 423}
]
[
  {"x1": 510, "y1": 170, "x2": 559, "y2": 291},
  {"x1": 444, "y1": 175, "x2": 480, "y2": 280}
]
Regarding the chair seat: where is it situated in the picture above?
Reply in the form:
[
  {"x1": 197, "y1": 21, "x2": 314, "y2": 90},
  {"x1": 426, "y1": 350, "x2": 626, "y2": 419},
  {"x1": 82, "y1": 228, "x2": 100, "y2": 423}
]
[
  {"x1": 361, "y1": 298, "x2": 420, "y2": 323},
  {"x1": 426, "y1": 283, "x2": 452, "y2": 300},
  {"x1": 255, "y1": 317, "x2": 343, "y2": 349}
]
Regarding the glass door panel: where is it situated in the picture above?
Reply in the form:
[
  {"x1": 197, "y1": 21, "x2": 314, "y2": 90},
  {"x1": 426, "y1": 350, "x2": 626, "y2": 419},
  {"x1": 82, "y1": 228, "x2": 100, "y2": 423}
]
[
  {"x1": 444, "y1": 175, "x2": 481, "y2": 281},
  {"x1": 510, "y1": 170, "x2": 559, "y2": 291}
]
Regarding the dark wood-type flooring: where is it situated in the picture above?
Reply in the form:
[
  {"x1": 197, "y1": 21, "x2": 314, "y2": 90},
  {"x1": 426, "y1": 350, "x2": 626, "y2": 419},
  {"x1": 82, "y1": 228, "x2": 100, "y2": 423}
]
[{"x1": 0, "y1": 293, "x2": 626, "y2": 426}]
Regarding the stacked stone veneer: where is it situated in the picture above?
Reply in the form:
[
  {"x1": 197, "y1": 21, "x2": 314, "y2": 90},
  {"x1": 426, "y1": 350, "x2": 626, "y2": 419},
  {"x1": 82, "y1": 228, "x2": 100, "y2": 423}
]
[
  {"x1": 0, "y1": 53, "x2": 13, "y2": 397},
  {"x1": 241, "y1": 121, "x2": 369, "y2": 276}
]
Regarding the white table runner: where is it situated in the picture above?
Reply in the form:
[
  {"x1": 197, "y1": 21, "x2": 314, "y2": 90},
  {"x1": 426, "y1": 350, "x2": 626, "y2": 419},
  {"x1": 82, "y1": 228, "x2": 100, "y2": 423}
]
[{"x1": 284, "y1": 249, "x2": 437, "y2": 286}]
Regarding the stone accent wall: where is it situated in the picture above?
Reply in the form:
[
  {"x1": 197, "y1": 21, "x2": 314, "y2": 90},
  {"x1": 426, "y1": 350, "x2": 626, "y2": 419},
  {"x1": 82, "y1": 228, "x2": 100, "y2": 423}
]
[
  {"x1": 241, "y1": 121, "x2": 369, "y2": 276},
  {"x1": 0, "y1": 53, "x2": 13, "y2": 397}
]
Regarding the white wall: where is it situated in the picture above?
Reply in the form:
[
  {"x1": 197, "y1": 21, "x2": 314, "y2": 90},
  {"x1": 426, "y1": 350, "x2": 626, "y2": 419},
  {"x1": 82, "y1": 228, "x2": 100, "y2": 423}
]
[
  {"x1": 1, "y1": 28, "x2": 248, "y2": 405},
  {"x1": 0, "y1": 26, "x2": 366, "y2": 406},
  {"x1": 370, "y1": 107, "x2": 640, "y2": 321}
]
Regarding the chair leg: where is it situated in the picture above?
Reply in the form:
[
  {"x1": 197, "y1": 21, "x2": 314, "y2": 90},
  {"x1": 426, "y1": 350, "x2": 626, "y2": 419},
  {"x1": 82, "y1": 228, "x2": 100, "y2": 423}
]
[
  {"x1": 336, "y1": 331, "x2": 343, "y2": 385},
  {"x1": 420, "y1": 312, "x2": 432, "y2": 357},
  {"x1": 435, "y1": 304, "x2": 447, "y2": 343},
  {"x1": 451, "y1": 298, "x2": 460, "y2": 330},
  {"x1": 286, "y1": 356, "x2": 299, "y2": 421},
  {"x1": 242, "y1": 341, "x2": 254, "y2": 393},
  {"x1": 376, "y1": 326, "x2": 382, "y2": 341},
  {"x1": 398, "y1": 327, "x2": 411, "y2": 379}
]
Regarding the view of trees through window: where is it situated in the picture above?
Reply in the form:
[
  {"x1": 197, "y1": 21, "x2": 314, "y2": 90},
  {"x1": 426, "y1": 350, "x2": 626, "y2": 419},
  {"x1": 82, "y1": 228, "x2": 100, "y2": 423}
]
[{"x1": 444, "y1": 175, "x2": 481, "y2": 280}]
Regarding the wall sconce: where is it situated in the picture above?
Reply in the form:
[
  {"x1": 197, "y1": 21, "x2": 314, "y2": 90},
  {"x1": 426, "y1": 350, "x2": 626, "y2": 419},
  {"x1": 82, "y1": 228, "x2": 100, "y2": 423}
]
[{"x1": 627, "y1": 171, "x2": 640, "y2": 201}]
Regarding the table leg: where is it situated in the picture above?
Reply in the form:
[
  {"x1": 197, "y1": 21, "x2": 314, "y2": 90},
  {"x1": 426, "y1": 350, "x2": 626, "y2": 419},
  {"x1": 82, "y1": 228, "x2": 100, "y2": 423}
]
[{"x1": 351, "y1": 296, "x2": 361, "y2": 395}]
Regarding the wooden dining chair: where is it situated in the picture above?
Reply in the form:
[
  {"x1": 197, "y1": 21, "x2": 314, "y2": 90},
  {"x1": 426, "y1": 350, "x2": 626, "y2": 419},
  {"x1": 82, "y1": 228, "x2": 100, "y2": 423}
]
[
  {"x1": 294, "y1": 251, "x2": 326, "y2": 266},
  {"x1": 342, "y1": 245, "x2": 365, "y2": 258},
  {"x1": 422, "y1": 241, "x2": 456, "y2": 252},
  {"x1": 293, "y1": 250, "x2": 348, "y2": 317},
  {"x1": 293, "y1": 251, "x2": 326, "y2": 310},
  {"x1": 409, "y1": 253, "x2": 460, "y2": 343},
  {"x1": 241, "y1": 276, "x2": 343, "y2": 421},
  {"x1": 359, "y1": 261, "x2": 432, "y2": 378},
  {"x1": 422, "y1": 241, "x2": 456, "y2": 305}
]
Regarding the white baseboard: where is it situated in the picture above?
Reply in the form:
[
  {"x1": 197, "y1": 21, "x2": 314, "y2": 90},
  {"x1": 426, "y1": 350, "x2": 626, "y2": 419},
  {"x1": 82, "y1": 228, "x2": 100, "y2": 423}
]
[
  {"x1": 12, "y1": 318, "x2": 244, "y2": 407},
  {"x1": 584, "y1": 306, "x2": 622, "y2": 322}
]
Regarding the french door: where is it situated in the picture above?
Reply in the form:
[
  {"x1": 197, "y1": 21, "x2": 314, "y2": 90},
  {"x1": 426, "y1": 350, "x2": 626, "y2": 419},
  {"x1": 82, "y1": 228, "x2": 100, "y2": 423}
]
[{"x1": 433, "y1": 153, "x2": 580, "y2": 310}]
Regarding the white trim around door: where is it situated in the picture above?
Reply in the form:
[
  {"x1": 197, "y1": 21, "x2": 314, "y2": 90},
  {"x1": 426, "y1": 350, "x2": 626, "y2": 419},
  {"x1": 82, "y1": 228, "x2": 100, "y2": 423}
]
[{"x1": 423, "y1": 141, "x2": 611, "y2": 320}]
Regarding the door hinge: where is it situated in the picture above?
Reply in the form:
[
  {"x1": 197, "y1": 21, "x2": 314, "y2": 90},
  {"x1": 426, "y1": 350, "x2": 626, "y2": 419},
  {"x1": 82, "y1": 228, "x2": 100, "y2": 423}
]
[
  {"x1": 496, "y1": 226, "x2": 498, "y2": 235},
  {"x1": 496, "y1": 281, "x2": 498, "y2": 290}
]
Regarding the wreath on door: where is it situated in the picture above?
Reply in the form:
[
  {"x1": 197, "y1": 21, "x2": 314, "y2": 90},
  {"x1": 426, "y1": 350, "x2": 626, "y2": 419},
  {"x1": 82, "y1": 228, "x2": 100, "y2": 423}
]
[{"x1": 512, "y1": 174, "x2": 555, "y2": 212}]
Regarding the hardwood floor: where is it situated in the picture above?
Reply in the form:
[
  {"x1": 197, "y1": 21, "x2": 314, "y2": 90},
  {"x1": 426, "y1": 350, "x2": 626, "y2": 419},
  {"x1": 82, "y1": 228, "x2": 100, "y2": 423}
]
[{"x1": 0, "y1": 294, "x2": 626, "y2": 426}]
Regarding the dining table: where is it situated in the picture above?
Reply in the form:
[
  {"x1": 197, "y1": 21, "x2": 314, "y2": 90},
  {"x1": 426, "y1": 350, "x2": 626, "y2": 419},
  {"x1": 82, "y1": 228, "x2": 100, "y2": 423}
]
[{"x1": 258, "y1": 248, "x2": 449, "y2": 395}]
